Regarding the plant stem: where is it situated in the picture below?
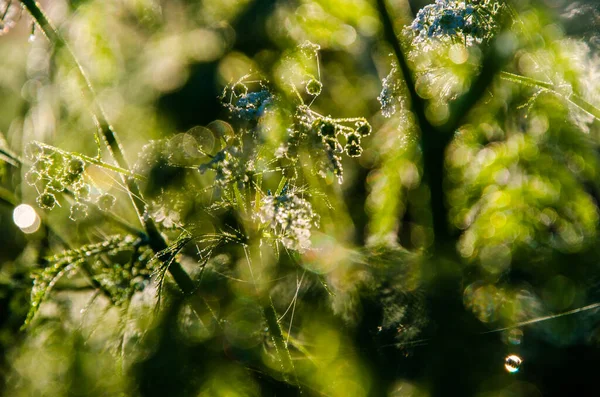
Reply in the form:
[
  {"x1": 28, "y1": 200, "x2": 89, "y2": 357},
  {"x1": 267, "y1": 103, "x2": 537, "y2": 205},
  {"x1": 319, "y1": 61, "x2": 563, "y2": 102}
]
[
  {"x1": 499, "y1": 71, "x2": 600, "y2": 122},
  {"x1": 20, "y1": 0, "x2": 197, "y2": 296},
  {"x1": 33, "y1": 141, "x2": 144, "y2": 179},
  {"x1": 375, "y1": 0, "x2": 452, "y2": 248},
  {"x1": 375, "y1": 0, "x2": 515, "y2": 251},
  {"x1": 263, "y1": 298, "x2": 298, "y2": 387}
]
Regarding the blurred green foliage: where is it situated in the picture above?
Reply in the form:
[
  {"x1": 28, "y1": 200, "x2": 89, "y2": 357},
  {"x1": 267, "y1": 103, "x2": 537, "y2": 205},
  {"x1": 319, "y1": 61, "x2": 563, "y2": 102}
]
[{"x1": 1, "y1": 0, "x2": 600, "y2": 396}]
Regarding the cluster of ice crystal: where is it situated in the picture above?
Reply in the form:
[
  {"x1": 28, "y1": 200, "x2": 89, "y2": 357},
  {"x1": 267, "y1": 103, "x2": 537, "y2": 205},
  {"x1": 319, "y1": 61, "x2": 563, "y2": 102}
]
[
  {"x1": 378, "y1": 64, "x2": 404, "y2": 118},
  {"x1": 221, "y1": 79, "x2": 274, "y2": 122},
  {"x1": 213, "y1": 43, "x2": 372, "y2": 186},
  {"x1": 199, "y1": 145, "x2": 254, "y2": 189},
  {"x1": 407, "y1": 0, "x2": 501, "y2": 50}
]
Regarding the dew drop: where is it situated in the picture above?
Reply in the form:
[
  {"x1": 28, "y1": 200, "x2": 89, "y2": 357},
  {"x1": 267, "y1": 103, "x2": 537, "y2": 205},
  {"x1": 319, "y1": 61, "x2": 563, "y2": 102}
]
[
  {"x1": 13, "y1": 204, "x2": 40, "y2": 233},
  {"x1": 504, "y1": 354, "x2": 522, "y2": 373}
]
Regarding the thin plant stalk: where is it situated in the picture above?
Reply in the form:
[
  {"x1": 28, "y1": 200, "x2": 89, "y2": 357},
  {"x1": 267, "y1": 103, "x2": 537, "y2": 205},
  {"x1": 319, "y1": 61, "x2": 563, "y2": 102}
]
[
  {"x1": 375, "y1": 0, "x2": 515, "y2": 250},
  {"x1": 499, "y1": 71, "x2": 600, "y2": 122},
  {"x1": 19, "y1": 0, "x2": 197, "y2": 297}
]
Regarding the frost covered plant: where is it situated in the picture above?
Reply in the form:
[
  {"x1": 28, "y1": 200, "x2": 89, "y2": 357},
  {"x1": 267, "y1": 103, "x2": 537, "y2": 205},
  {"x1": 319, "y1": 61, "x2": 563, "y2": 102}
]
[
  {"x1": 97, "y1": 193, "x2": 116, "y2": 212},
  {"x1": 284, "y1": 105, "x2": 372, "y2": 183},
  {"x1": 151, "y1": 205, "x2": 181, "y2": 229},
  {"x1": 256, "y1": 187, "x2": 319, "y2": 252},
  {"x1": 199, "y1": 145, "x2": 255, "y2": 189},
  {"x1": 221, "y1": 78, "x2": 274, "y2": 122},
  {"x1": 25, "y1": 234, "x2": 154, "y2": 326},
  {"x1": 25, "y1": 141, "x2": 119, "y2": 220},
  {"x1": 194, "y1": 77, "x2": 269, "y2": 189},
  {"x1": 305, "y1": 78, "x2": 322, "y2": 96},
  {"x1": 407, "y1": 0, "x2": 502, "y2": 49},
  {"x1": 210, "y1": 44, "x2": 372, "y2": 186},
  {"x1": 0, "y1": 0, "x2": 22, "y2": 35},
  {"x1": 149, "y1": 193, "x2": 185, "y2": 229},
  {"x1": 378, "y1": 63, "x2": 404, "y2": 118},
  {"x1": 379, "y1": 1, "x2": 501, "y2": 117},
  {"x1": 133, "y1": 139, "x2": 170, "y2": 174},
  {"x1": 25, "y1": 142, "x2": 89, "y2": 216}
]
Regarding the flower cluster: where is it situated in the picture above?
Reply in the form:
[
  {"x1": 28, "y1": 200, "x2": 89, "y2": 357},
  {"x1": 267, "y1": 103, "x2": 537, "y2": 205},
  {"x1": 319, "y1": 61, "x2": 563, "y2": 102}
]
[
  {"x1": 221, "y1": 79, "x2": 274, "y2": 122},
  {"x1": 25, "y1": 142, "x2": 116, "y2": 220},
  {"x1": 407, "y1": 0, "x2": 501, "y2": 49},
  {"x1": 199, "y1": 145, "x2": 255, "y2": 189},
  {"x1": 256, "y1": 188, "x2": 319, "y2": 252},
  {"x1": 285, "y1": 105, "x2": 372, "y2": 183},
  {"x1": 148, "y1": 191, "x2": 188, "y2": 230},
  {"x1": 213, "y1": 44, "x2": 372, "y2": 186},
  {"x1": 0, "y1": 0, "x2": 22, "y2": 36}
]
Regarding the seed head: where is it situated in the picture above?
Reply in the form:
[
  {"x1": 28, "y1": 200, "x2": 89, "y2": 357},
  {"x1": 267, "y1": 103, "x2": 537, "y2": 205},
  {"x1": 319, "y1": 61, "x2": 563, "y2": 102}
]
[
  {"x1": 306, "y1": 79, "x2": 323, "y2": 96},
  {"x1": 346, "y1": 132, "x2": 361, "y2": 146},
  {"x1": 24, "y1": 142, "x2": 44, "y2": 160},
  {"x1": 97, "y1": 193, "x2": 116, "y2": 212},
  {"x1": 69, "y1": 202, "x2": 89, "y2": 221},
  {"x1": 25, "y1": 171, "x2": 41, "y2": 186},
  {"x1": 67, "y1": 157, "x2": 85, "y2": 176},
  {"x1": 75, "y1": 184, "x2": 91, "y2": 202},
  {"x1": 356, "y1": 121, "x2": 372, "y2": 137},
  {"x1": 317, "y1": 120, "x2": 337, "y2": 138},
  {"x1": 37, "y1": 192, "x2": 57, "y2": 210},
  {"x1": 47, "y1": 178, "x2": 65, "y2": 193},
  {"x1": 345, "y1": 143, "x2": 363, "y2": 157}
]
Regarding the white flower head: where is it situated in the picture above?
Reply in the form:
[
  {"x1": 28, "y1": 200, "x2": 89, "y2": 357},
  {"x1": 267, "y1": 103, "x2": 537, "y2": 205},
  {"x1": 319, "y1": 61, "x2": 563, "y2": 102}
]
[{"x1": 256, "y1": 188, "x2": 319, "y2": 252}]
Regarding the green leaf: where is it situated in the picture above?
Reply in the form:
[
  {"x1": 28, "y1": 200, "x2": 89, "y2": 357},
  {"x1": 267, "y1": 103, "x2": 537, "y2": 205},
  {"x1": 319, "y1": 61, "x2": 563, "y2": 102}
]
[
  {"x1": 23, "y1": 259, "x2": 82, "y2": 329},
  {"x1": 275, "y1": 176, "x2": 288, "y2": 196}
]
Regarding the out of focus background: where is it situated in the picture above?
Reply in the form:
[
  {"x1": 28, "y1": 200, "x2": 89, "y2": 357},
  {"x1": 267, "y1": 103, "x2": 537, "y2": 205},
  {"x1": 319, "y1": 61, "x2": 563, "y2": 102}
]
[{"x1": 1, "y1": 0, "x2": 600, "y2": 396}]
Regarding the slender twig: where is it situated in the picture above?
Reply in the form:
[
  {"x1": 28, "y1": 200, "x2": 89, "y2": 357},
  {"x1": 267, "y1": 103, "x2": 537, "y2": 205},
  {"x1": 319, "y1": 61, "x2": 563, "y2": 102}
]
[
  {"x1": 20, "y1": 0, "x2": 197, "y2": 296},
  {"x1": 499, "y1": 71, "x2": 553, "y2": 89}
]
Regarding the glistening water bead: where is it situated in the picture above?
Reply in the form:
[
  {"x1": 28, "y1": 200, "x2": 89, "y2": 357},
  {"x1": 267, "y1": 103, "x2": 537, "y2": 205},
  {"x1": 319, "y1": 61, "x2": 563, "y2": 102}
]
[
  {"x1": 504, "y1": 354, "x2": 522, "y2": 373},
  {"x1": 13, "y1": 204, "x2": 41, "y2": 234}
]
